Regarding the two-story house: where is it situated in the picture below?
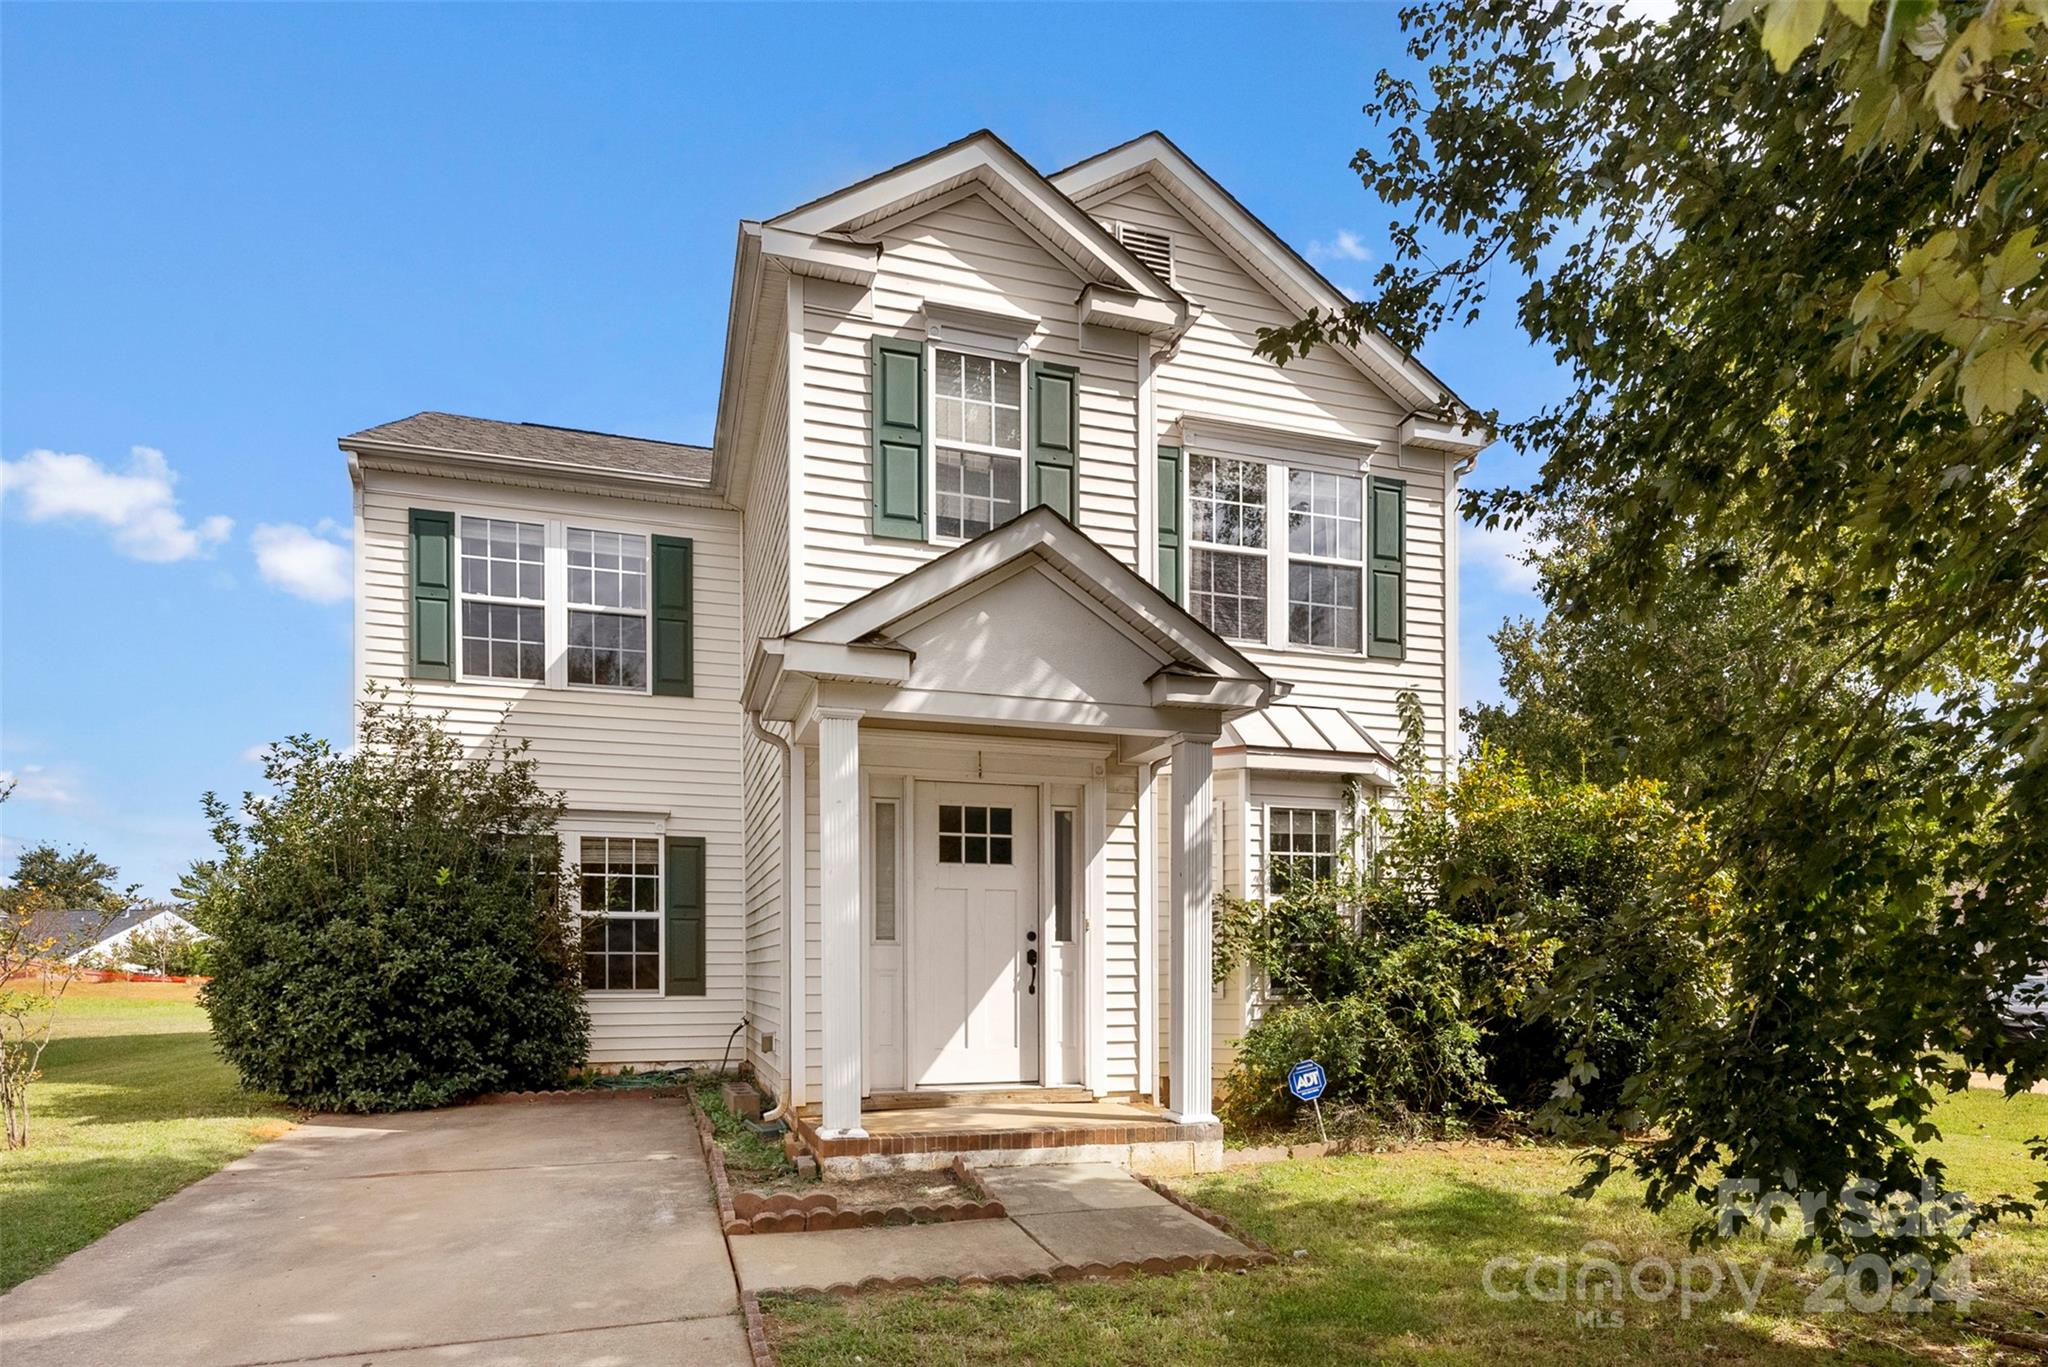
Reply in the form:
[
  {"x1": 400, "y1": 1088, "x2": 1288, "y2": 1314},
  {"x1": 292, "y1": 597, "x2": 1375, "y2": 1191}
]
[{"x1": 343, "y1": 130, "x2": 1485, "y2": 1171}]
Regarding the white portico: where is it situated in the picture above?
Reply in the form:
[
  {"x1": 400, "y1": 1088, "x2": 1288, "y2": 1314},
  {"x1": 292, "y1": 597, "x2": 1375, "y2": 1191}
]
[{"x1": 744, "y1": 508, "x2": 1278, "y2": 1144}]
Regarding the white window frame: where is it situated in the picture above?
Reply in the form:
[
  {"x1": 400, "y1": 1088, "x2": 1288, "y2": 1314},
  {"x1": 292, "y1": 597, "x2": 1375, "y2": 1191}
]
[
  {"x1": 572, "y1": 832, "x2": 664, "y2": 996},
  {"x1": 1186, "y1": 453, "x2": 1271, "y2": 646},
  {"x1": 563, "y1": 522, "x2": 654, "y2": 696},
  {"x1": 870, "y1": 797, "x2": 902, "y2": 944},
  {"x1": 1181, "y1": 452, "x2": 1372, "y2": 656},
  {"x1": 1264, "y1": 803, "x2": 1342, "y2": 896},
  {"x1": 1282, "y1": 468, "x2": 1366, "y2": 654},
  {"x1": 455, "y1": 514, "x2": 548, "y2": 686},
  {"x1": 926, "y1": 339, "x2": 1029, "y2": 546},
  {"x1": 441, "y1": 500, "x2": 664, "y2": 695}
]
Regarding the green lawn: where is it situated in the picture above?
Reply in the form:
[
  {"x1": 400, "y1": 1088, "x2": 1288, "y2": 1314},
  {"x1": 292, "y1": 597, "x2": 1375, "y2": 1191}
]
[
  {"x1": 0, "y1": 980, "x2": 292, "y2": 1291},
  {"x1": 766, "y1": 1087, "x2": 2048, "y2": 1365}
]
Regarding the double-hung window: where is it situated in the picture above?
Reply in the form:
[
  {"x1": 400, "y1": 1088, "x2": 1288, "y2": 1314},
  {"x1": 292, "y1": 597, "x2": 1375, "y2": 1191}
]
[
  {"x1": 932, "y1": 348, "x2": 1025, "y2": 540},
  {"x1": 1286, "y1": 470, "x2": 1364, "y2": 651},
  {"x1": 578, "y1": 835, "x2": 661, "y2": 991},
  {"x1": 1181, "y1": 455, "x2": 1375, "y2": 655},
  {"x1": 1268, "y1": 807, "x2": 1339, "y2": 893},
  {"x1": 459, "y1": 516, "x2": 546, "y2": 681},
  {"x1": 567, "y1": 528, "x2": 649, "y2": 690},
  {"x1": 1188, "y1": 454, "x2": 1268, "y2": 643}
]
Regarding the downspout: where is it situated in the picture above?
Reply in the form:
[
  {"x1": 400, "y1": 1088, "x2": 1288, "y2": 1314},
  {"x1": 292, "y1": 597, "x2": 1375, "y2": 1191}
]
[{"x1": 747, "y1": 707, "x2": 800, "y2": 1123}]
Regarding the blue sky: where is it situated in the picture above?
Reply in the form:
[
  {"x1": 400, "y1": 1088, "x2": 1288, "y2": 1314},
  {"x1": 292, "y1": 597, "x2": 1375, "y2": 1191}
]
[{"x1": 1, "y1": 3, "x2": 1559, "y2": 898}]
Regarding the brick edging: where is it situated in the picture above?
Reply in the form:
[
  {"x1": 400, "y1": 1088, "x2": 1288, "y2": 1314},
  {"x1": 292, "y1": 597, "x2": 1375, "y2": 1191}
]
[
  {"x1": 1131, "y1": 1173, "x2": 1280, "y2": 1260},
  {"x1": 741, "y1": 1291, "x2": 774, "y2": 1366},
  {"x1": 757, "y1": 1245, "x2": 1273, "y2": 1298}
]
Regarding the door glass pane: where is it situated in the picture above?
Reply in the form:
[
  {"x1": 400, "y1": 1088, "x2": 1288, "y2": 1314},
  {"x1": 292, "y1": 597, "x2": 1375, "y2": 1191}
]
[
  {"x1": 1053, "y1": 809, "x2": 1075, "y2": 943},
  {"x1": 872, "y1": 801, "x2": 898, "y2": 942}
]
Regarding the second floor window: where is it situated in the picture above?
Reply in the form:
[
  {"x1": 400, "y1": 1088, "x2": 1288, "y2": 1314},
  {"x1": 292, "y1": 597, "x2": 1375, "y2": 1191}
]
[
  {"x1": 1189, "y1": 455, "x2": 1268, "y2": 643},
  {"x1": 1182, "y1": 454, "x2": 1381, "y2": 655},
  {"x1": 567, "y1": 528, "x2": 649, "y2": 690},
  {"x1": 460, "y1": 516, "x2": 545, "y2": 680},
  {"x1": 933, "y1": 348, "x2": 1024, "y2": 539}
]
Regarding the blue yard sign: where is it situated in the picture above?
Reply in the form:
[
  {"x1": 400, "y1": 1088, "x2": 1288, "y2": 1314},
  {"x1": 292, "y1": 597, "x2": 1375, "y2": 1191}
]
[{"x1": 1289, "y1": 1059, "x2": 1330, "y2": 1142}]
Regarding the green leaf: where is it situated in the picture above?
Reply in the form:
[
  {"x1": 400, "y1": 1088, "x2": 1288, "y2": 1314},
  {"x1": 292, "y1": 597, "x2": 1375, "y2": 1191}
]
[{"x1": 1761, "y1": 0, "x2": 1830, "y2": 69}]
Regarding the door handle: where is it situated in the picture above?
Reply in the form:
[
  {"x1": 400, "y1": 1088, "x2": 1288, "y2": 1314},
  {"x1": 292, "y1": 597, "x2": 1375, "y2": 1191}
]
[{"x1": 1026, "y1": 947, "x2": 1038, "y2": 995}]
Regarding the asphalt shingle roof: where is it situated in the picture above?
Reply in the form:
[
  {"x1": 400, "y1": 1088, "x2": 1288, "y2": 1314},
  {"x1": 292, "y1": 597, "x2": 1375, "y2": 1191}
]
[{"x1": 343, "y1": 412, "x2": 713, "y2": 485}]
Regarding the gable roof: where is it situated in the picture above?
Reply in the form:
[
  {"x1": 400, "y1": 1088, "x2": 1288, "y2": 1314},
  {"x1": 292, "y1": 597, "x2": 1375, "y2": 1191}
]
[
  {"x1": 343, "y1": 412, "x2": 714, "y2": 485},
  {"x1": 1051, "y1": 131, "x2": 1477, "y2": 423},
  {"x1": 21, "y1": 903, "x2": 191, "y2": 951},
  {"x1": 791, "y1": 506, "x2": 1265, "y2": 684},
  {"x1": 766, "y1": 129, "x2": 1188, "y2": 316}
]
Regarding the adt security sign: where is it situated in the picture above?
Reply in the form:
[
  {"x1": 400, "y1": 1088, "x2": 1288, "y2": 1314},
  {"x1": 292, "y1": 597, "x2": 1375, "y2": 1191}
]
[{"x1": 1289, "y1": 1060, "x2": 1330, "y2": 1142}]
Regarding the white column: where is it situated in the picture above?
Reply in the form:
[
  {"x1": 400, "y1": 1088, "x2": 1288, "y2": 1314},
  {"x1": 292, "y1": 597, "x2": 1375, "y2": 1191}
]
[
  {"x1": 1167, "y1": 733, "x2": 1216, "y2": 1124},
  {"x1": 816, "y1": 706, "x2": 865, "y2": 1137}
]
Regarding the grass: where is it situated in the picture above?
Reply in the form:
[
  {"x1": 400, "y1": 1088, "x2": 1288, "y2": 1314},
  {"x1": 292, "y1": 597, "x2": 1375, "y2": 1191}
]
[
  {"x1": 764, "y1": 1085, "x2": 2048, "y2": 1365},
  {"x1": 0, "y1": 980, "x2": 292, "y2": 1291},
  {"x1": 693, "y1": 1073, "x2": 802, "y2": 1187}
]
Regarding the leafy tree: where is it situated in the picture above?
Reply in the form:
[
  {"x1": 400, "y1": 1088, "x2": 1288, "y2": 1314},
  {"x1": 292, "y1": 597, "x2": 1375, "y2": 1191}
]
[
  {"x1": 0, "y1": 830, "x2": 136, "y2": 1148},
  {"x1": 200, "y1": 692, "x2": 587, "y2": 1111},
  {"x1": 1264, "y1": 1, "x2": 2046, "y2": 1259},
  {"x1": 112, "y1": 919, "x2": 211, "y2": 977}
]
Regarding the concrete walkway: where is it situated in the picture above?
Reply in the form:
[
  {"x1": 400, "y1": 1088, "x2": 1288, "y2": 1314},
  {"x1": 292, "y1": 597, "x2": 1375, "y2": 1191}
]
[
  {"x1": 730, "y1": 1162, "x2": 1255, "y2": 1294},
  {"x1": 0, "y1": 1096, "x2": 749, "y2": 1366}
]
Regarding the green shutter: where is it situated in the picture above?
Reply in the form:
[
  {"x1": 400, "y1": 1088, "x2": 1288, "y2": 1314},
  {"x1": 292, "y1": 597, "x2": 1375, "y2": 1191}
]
[
  {"x1": 1156, "y1": 445, "x2": 1184, "y2": 603},
  {"x1": 1028, "y1": 361, "x2": 1079, "y2": 520},
  {"x1": 664, "y1": 836, "x2": 706, "y2": 997},
  {"x1": 870, "y1": 336, "x2": 926, "y2": 540},
  {"x1": 651, "y1": 535, "x2": 694, "y2": 696},
  {"x1": 1367, "y1": 476, "x2": 1406, "y2": 660},
  {"x1": 408, "y1": 509, "x2": 455, "y2": 680}
]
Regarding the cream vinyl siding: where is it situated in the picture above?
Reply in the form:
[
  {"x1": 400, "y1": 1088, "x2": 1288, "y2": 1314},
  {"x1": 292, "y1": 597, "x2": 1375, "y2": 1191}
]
[
  {"x1": 1089, "y1": 179, "x2": 1455, "y2": 762},
  {"x1": 796, "y1": 191, "x2": 1142, "y2": 623},
  {"x1": 741, "y1": 349, "x2": 793, "y2": 1094},
  {"x1": 357, "y1": 465, "x2": 745, "y2": 1067}
]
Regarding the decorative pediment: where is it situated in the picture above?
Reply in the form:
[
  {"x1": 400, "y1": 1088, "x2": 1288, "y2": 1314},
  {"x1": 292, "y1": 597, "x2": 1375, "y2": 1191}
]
[{"x1": 745, "y1": 509, "x2": 1276, "y2": 734}]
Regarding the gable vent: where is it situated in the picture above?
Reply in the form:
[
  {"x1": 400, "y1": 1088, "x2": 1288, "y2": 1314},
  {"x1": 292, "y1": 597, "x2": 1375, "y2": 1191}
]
[{"x1": 1116, "y1": 224, "x2": 1173, "y2": 284}]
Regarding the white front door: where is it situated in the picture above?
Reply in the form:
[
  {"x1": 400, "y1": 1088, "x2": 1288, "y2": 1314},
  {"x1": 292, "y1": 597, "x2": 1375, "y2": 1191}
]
[{"x1": 911, "y1": 783, "x2": 1040, "y2": 1087}]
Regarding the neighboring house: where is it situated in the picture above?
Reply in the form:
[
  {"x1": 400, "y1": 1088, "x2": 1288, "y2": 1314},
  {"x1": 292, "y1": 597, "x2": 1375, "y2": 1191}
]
[
  {"x1": 342, "y1": 130, "x2": 1487, "y2": 1150},
  {"x1": 22, "y1": 905, "x2": 206, "y2": 970}
]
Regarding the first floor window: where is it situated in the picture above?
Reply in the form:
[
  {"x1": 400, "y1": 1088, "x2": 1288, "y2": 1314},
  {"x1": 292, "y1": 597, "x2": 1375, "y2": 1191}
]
[
  {"x1": 579, "y1": 836, "x2": 661, "y2": 990},
  {"x1": 1052, "y1": 808, "x2": 1076, "y2": 944},
  {"x1": 933, "y1": 347, "x2": 1025, "y2": 540},
  {"x1": 1268, "y1": 808, "x2": 1338, "y2": 892},
  {"x1": 459, "y1": 515, "x2": 546, "y2": 680}
]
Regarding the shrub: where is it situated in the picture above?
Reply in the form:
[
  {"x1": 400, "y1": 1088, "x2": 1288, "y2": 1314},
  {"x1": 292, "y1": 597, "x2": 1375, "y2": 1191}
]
[
  {"x1": 1215, "y1": 693, "x2": 1730, "y2": 1137},
  {"x1": 197, "y1": 693, "x2": 588, "y2": 1111}
]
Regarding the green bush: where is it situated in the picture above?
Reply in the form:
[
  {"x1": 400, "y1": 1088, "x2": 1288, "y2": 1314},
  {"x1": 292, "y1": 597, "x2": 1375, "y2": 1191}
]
[
  {"x1": 196, "y1": 693, "x2": 588, "y2": 1111},
  {"x1": 1215, "y1": 693, "x2": 1730, "y2": 1137}
]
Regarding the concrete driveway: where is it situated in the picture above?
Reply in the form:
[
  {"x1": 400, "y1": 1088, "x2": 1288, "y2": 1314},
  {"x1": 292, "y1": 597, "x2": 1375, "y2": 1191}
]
[{"x1": 0, "y1": 1095, "x2": 749, "y2": 1366}]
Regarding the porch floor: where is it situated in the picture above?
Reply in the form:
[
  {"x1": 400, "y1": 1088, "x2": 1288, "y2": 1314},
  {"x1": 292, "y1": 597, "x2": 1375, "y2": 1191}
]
[{"x1": 791, "y1": 1099, "x2": 1223, "y2": 1177}]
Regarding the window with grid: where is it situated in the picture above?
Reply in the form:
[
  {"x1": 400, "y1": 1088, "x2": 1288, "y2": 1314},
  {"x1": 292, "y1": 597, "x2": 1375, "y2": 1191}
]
[
  {"x1": 459, "y1": 516, "x2": 546, "y2": 680},
  {"x1": 1268, "y1": 808, "x2": 1339, "y2": 893},
  {"x1": 1286, "y1": 470, "x2": 1364, "y2": 651},
  {"x1": 567, "y1": 527, "x2": 649, "y2": 690},
  {"x1": 1188, "y1": 454, "x2": 1268, "y2": 642},
  {"x1": 578, "y1": 836, "x2": 661, "y2": 991},
  {"x1": 932, "y1": 348, "x2": 1024, "y2": 540},
  {"x1": 937, "y1": 804, "x2": 1014, "y2": 865}
]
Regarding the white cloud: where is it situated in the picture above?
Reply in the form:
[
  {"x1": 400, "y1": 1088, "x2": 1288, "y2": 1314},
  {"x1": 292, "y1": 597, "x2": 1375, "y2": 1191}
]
[
  {"x1": 238, "y1": 743, "x2": 270, "y2": 765},
  {"x1": 252, "y1": 520, "x2": 352, "y2": 603},
  {"x1": 1308, "y1": 230, "x2": 1373, "y2": 265},
  {"x1": 0, "y1": 446, "x2": 231, "y2": 562},
  {"x1": 0, "y1": 764, "x2": 79, "y2": 806},
  {"x1": 1463, "y1": 519, "x2": 1545, "y2": 594}
]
